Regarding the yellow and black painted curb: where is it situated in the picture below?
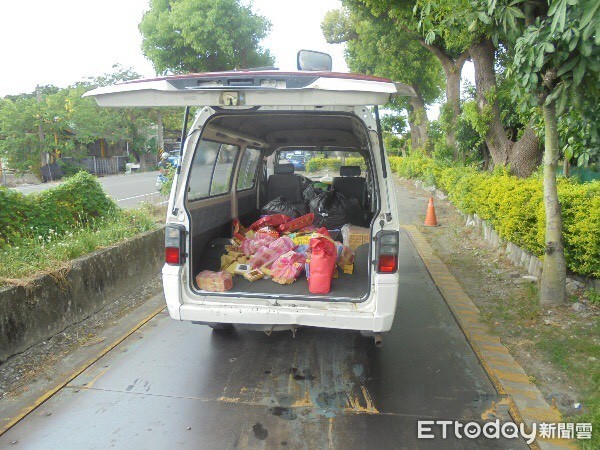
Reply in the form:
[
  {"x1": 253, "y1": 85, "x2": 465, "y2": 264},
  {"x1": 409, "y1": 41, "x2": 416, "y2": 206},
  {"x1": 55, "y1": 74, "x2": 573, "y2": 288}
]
[{"x1": 403, "y1": 225, "x2": 576, "y2": 450}]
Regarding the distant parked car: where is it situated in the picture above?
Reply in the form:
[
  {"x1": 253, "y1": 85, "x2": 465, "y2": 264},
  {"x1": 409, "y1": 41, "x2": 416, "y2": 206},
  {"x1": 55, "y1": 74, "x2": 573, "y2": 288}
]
[{"x1": 288, "y1": 154, "x2": 307, "y2": 171}]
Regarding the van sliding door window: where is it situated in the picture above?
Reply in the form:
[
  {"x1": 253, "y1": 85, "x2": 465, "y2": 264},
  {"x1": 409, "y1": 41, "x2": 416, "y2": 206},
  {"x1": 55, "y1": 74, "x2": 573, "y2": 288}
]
[
  {"x1": 188, "y1": 139, "x2": 239, "y2": 200},
  {"x1": 236, "y1": 148, "x2": 261, "y2": 191}
]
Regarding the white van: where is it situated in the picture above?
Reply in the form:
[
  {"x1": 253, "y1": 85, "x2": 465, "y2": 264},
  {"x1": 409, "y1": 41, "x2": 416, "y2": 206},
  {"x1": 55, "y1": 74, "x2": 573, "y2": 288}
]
[{"x1": 86, "y1": 55, "x2": 412, "y2": 343}]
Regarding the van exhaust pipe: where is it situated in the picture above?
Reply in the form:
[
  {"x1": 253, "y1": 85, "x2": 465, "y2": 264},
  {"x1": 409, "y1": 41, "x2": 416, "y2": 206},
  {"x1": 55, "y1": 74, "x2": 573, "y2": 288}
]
[{"x1": 374, "y1": 334, "x2": 383, "y2": 348}]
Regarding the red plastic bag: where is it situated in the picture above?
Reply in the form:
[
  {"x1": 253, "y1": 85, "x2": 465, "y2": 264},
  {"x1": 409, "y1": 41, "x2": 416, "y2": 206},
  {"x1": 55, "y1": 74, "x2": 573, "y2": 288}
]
[
  {"x1": 308, "y1": 236, "x2": 337, "y2": 294},
  {"x1": 278, "y1": 213, "x2": 314, "y2": 233},
  {"x1": 248, "y1": 214, "x2": 291, "y2": 231}
]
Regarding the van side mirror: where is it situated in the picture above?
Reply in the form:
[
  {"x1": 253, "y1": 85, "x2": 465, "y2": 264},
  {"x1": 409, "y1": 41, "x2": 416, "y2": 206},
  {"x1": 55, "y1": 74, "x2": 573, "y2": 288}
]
[{"x1": 297, "y1": 50, "x2": 332, "y2": 71}]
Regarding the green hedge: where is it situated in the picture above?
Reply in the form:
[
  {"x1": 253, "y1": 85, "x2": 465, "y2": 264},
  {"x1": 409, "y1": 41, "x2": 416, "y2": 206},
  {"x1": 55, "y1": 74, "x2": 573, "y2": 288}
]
[
  {"x1": 306, "y1": 157, "x2": 366, "y2": 173},
  {"x1": 391, "y1": 155, "x2": 600, "y2": 277},
  {"x1": 0, "y1": 172, "x2": 117, "y2": 246}
]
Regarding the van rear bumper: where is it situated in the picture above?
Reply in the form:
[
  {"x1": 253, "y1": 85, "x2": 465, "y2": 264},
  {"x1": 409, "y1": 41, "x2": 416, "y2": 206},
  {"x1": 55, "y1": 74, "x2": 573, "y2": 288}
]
[{"x1": 175, "y1": 303, "x2": 394, "y2": 332}]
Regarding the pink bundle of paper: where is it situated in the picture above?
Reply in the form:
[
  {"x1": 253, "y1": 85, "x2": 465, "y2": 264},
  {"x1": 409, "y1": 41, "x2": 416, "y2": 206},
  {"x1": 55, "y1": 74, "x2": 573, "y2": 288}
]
[
  {"x1": 271, "y1": 251, "x2": 306, "y2": 284},
  {"x1": 248, "y1": 236, "x2": 295, "y2": 269},
  {"x1": 241, "y1": 234, "x2": 277, "y2": 257},
  {"x1": 195, "y1": 270, "x2": 233, "y2": 292}
]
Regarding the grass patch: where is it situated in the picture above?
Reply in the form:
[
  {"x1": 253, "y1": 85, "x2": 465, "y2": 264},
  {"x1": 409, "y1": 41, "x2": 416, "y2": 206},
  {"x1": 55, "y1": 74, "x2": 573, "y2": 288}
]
[
  {"x1": 480, "y1": 285, "x2": 599, "y2": 448},
  {"x1": 0, "y1": 203, "x2": 161, "y2": 284}
]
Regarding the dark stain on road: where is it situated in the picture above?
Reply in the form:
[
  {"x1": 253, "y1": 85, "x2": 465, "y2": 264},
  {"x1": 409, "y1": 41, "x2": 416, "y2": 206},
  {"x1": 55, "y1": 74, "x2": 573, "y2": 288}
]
[
  {"x1": 268, "y1": 406, "x2": 298, "y2": 421},
  {"x1": 252, "y1": 423, "x2": 268, "y2": 440}
]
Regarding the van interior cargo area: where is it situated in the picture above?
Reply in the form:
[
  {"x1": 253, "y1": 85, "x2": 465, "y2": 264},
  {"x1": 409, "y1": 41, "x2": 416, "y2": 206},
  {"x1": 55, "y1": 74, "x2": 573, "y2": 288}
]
[
  {"x1": 186, "y1": 112, "x2": 376, "y2": 301},
  {"x1": 197, "y1": 240, "x2": 370, "y2": 300}
]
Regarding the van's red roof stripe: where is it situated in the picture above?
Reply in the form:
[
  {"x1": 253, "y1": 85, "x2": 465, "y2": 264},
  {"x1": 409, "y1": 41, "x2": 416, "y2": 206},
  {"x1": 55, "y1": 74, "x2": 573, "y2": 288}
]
[{"x1": 119, "y1": 71, "x2": 392, "y2": 85}]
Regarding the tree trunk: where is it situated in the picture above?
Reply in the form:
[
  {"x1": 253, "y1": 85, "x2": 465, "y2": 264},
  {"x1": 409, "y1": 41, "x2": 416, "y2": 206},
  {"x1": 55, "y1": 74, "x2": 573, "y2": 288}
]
[
  {"x1": 421, "y1": 45, "x2": 468, "y2": 154},
  {"x1": 470, "y1": 38, "x2": 542, "y2": 177},
  {"x1": 442, "y1": 63, "x2": 463, "y2": 153},
  {"x1": 540, "y1": 99, "x2": 566, "y2": 306},
  {"x1": 157, "y1": 110, "x2": 164, "y2": 154},
  {"x1": 408, "y1": 92, "x2": 429, "y2": 151}
]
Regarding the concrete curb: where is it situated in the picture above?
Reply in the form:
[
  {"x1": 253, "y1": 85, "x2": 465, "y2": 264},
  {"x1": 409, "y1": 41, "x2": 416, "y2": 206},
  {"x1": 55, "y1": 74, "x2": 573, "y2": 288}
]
[
  {"x1": 403, "y1": 225, "x2": 576, "y2": 450},
  {"x1": 0, "y1": 226, "x2": 165, "y2": 362}
]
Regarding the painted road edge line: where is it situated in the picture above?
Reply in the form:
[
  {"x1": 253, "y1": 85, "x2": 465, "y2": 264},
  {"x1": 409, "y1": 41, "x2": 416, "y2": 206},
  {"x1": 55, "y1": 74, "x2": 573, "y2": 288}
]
[
  {"x1": 402, "y1": 225, "x2": 576, "y2": 450},
  {"x1": 0, "y1": 305, "x2": 166, "y2": 436}
]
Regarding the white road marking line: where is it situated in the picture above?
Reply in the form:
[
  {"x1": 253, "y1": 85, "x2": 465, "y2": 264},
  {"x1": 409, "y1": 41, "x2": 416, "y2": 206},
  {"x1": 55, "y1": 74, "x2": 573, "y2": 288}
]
[{"x1": 116, "y1": 193, "x2": 157, "y2": 202}]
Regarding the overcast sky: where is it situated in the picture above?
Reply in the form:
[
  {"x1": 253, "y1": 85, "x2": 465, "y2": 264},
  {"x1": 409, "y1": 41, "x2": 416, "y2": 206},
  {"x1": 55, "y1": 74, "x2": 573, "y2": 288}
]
[{"x1": 0, "y1": 0, "x2": 348, "y2": 97}]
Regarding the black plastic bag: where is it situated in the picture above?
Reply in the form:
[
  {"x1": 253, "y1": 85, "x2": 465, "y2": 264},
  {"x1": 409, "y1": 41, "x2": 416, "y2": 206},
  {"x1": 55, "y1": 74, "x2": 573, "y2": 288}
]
[
  {"x1": 309, "y1": 190, "x2": 348, "y2": 229},
  {"x1": 302, "y1": 185, "x2": 321, "y2": 203},
  {"x1": 261, "y1": 197, "x2": 305, "y2": 219}
]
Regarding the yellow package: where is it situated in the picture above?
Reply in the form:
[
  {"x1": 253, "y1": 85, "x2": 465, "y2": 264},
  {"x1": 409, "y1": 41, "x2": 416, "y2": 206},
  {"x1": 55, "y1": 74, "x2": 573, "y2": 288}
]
[
  {"x1": 343, "y1": 263, "x2": 354, "y2": 274},
  {"x1": 292, "y1": 235, "x2": 312, "y2": 245},
  {"x1": 260, "y1": 267, "x2": 272, "y2": 277},
  {"x1": 220, "y1": 254, "x2": 236, "y2": 270},
  {"x1": 225, "y1": 262, "x2": 238, "y2": 275},
  {"x1": 237, "y1": 256, "x2": 248, "y2": 264}
]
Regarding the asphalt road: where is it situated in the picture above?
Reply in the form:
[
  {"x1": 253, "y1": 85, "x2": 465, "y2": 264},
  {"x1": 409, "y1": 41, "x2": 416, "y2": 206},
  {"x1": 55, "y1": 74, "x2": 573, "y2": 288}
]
[
  {"x1": 0, "y1": 186, "x2": 527, "y2": 449},
  {"x1": 13, "y1": 171, "x2": 165, "y2": 209}
]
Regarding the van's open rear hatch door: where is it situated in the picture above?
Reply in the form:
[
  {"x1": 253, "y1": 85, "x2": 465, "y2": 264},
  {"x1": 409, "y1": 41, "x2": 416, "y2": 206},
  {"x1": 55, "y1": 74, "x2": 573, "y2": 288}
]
[{"x1": 84, "y1": 71, "x2": 413, "y2": 107}]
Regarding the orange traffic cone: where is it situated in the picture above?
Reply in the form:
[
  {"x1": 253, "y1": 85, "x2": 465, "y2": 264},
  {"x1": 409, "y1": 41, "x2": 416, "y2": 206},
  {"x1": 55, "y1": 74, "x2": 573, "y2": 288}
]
[{"x1": 424, "y1": 197, "x2": 438, "y2": 226}]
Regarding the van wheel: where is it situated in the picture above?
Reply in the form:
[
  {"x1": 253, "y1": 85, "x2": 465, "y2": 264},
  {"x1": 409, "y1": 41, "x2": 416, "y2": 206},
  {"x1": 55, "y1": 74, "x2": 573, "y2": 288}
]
[{"x1": 208, "y1": 323, "x2": 233, "y2": 330}]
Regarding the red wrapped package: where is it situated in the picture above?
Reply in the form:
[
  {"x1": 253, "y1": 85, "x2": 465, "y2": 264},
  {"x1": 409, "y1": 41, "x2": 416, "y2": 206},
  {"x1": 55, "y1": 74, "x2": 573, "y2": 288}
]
[
  {"x1": 255, "y1": 226, "x2": 280, "y2": 239},
  {"x1": 195, "y1": 270, "x2": 233, "y2": 292},
  {"x1": 308, "y1": 235, "x2": 337, "y2": 294},
  {"x1": 232, "y1": 218, "x2": 247, "y2": 242},
  {"x1": 278, "y1": 213, "x2": 314, "y2": 233},
  {"x1": 248, "y1": 214, "x2": 291, "y2": 231},
  {"x1": 248, "y1": 236, "x2": 295, "y2": 269},
  {"x1": 271, "y1": 250, "x2": 306, "y2": 284}
]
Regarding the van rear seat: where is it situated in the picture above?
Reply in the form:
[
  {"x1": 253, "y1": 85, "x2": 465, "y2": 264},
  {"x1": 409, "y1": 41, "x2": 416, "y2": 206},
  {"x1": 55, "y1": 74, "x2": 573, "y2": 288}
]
[
  {"x1": 267, "y1": 163, "x2": 306, "y2": 207},
  {"x1": 332, "y1": 166, "x2": 367, "y2": 209}
]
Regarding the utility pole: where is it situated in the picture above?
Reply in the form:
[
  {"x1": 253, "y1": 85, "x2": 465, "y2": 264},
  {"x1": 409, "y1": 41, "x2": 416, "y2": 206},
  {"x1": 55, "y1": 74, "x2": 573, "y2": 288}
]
[{"x1": 36, "y1": 85, "x2": 52, "y2": 181}]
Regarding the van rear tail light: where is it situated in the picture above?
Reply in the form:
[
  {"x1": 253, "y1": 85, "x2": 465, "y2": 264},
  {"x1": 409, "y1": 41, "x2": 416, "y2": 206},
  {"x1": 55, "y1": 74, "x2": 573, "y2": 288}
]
[
  {"x1": 375, "y1": 231, "x2": 399, "y2": 273},
  {"x1": 165, "y1": 224, "x2": 187, "y2": 265}
]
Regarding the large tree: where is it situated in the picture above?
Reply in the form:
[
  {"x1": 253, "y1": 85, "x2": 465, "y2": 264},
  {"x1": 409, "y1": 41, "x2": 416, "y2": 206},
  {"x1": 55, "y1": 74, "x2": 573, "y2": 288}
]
[
  {"x1": 322, "y1": 6, "x2": 444, "y2": 150},
  {"x1": 353, "y1": 0, "x2": 470, "y2": 152},
  {"x1": 139, "y1": 0, "x2": 274, "y2": 73},
  {"x1": 414, "y1": 0, "x2": 546, "y2": 177},
  {"x1": 494, "y1": 0, "x2": 599, "y2": 305}
]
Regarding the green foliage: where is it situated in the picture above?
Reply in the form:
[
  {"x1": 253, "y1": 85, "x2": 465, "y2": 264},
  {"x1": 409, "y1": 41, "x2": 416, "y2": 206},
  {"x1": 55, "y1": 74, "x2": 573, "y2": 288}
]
[
  {"x1": 323, "y1": 2, "x2": 444, "y2": 142},
  {"x1": 0, "y1": 65, "x2": 182, "y2": 173},
  {"x1": 139, "y1": 0, "x2": 274, "y2": 74},
  {"x1": 0, "y1": 205, "x2": 157, "y2": 282},
  {"x1": 391, "y1": 154, "x2": 600, "y2": 276},
  {"x1": 306, "y1": 157, "x2": 366, "y2": 173},
  {"x1": 0, "y1": 172, "x2": 117, "y2": 247},
  {"x1": 306, "y1": 158, "x2": 342, "y2": 173}
]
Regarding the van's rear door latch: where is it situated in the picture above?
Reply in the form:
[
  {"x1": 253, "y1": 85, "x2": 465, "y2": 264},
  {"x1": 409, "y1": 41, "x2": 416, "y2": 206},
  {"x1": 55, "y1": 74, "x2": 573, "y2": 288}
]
[{"x1": 220, "y1": 91, "x2": 246, "y2": 106}]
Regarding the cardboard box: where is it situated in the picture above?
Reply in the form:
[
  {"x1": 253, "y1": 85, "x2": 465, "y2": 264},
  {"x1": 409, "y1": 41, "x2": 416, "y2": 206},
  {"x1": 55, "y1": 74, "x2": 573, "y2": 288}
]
[{"x1": 341, "y1": 225, "x2": 371, "y2": 251}]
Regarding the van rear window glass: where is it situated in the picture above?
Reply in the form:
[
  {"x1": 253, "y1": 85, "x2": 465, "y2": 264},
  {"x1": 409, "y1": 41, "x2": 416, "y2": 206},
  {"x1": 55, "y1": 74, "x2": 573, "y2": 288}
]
[
  {"x1": 188, "y1": 140, "x2": 239, "y2": 200},
  {"x1": 237, "y1": 148, "x2": 261, "y2": 191},
  {"x1": 210, "y1": 144, "x2": 239, "y2": 195}
]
